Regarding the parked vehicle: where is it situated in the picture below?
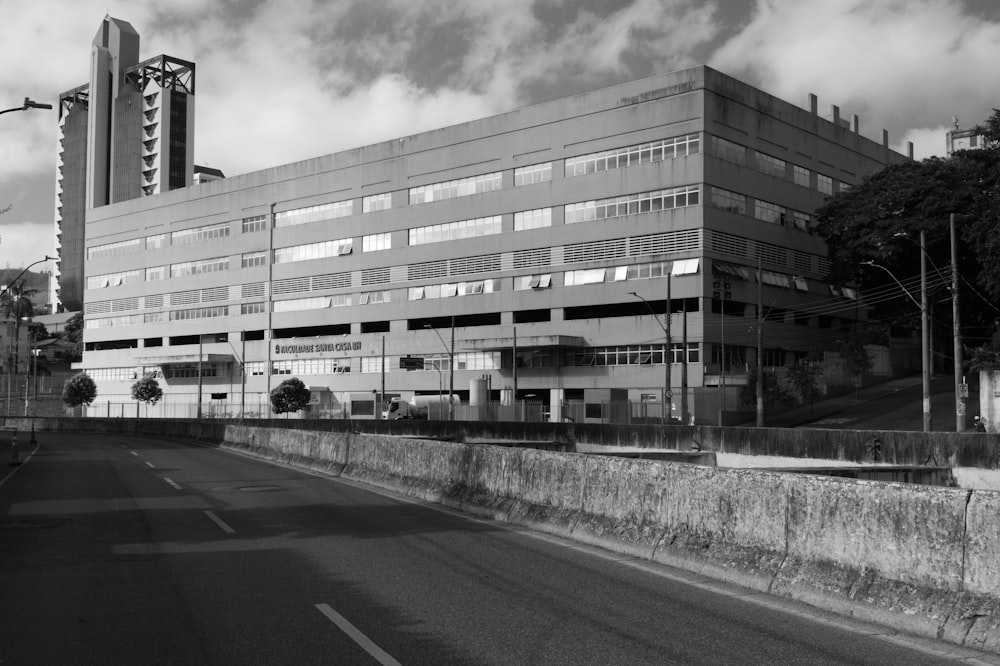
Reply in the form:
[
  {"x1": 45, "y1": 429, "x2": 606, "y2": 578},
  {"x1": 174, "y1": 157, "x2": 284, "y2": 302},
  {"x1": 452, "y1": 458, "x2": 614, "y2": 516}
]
[{"x1": 383, "y1": 395, "x2": 458, "y2": 420}]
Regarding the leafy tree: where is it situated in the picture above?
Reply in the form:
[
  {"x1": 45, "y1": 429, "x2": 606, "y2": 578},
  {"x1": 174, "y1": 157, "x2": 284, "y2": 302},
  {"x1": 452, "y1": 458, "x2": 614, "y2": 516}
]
[
  {"x1": 62, "y1": 372, "x2": 97, "y2": 408},
  {"x1": 816, "y1": 110, "x2": 1000, "y2": 349},
  {"x1": 269, "y1": 377, "x2": 311, "y2": 415},
  {"x1": 131, "y1": 373, "x2": 163, "y2": 406},
  {"x1": 739, "y1": 366, "x2": 791, "y2": 408},
  {"x1": 838, "y1": 333, "x2": 873, "y2": 396},
  {"x1": 58, "y1": 312, "x2": 83, "y2": 363},
  {"x1": 787, "y1": 352, "x2": 824, "y2": 408},
  {"x1": 28, "y1": 321, "x2": 49, "y2": 341}
]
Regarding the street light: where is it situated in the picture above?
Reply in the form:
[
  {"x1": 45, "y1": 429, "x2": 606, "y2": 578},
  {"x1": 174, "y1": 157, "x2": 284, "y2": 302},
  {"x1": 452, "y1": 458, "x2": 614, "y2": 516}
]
[
  {"x1": 862, "y1": 230, "x2": 932, "y2": 432},
  {"x1": 0, "y1": 97, "x2": 53, "y2": 116},
  {"x1": 630, "y1": 291, "x2": 671, "y2": 426},
  {"x1": 424, "y1": 321, "x2": 454, "y2": 420}
]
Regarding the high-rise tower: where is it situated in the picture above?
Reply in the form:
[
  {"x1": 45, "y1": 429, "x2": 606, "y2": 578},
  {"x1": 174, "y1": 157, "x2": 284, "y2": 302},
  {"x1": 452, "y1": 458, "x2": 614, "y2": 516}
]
[{"x1": 53, "y1": 16, "x2": 195, "y2": 312}]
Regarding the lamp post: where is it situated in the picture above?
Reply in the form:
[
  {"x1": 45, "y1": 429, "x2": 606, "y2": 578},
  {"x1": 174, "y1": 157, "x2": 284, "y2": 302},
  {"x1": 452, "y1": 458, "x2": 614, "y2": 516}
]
[
  {"x1": 630, "y1": 290, "x2": 671, "y2": 426},
  {"x1": 0, "y1": 97, "x2": 53, "y2": 116},
  {"x1": 424, "y1": 321, "x2": 454, "y2": 420},
  {"x1": 863, "y1": 232, "x2": 932, "y2": 432}
]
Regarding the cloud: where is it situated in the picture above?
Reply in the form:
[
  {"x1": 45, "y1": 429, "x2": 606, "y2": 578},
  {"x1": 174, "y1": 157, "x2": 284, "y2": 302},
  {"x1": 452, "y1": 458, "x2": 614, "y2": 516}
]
[{"x1": 709, "y1": 0, "x2": 1000, "y2": 158}]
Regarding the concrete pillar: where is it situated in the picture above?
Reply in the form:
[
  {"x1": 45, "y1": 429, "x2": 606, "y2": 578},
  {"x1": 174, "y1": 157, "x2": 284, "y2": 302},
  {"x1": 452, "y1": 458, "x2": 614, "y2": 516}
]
[
  {"x1": 809, "y1": 93, "x2": 818, "y2": 115},
  {"x1": 549, "y1": 388, "x2": 565, "y2": 423}
]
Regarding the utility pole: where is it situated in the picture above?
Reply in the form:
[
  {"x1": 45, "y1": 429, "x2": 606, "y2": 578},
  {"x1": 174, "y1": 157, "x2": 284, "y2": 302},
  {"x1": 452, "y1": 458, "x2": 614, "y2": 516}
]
[
  {"x1": 196, "y1": 335, "x2": 204, "y2": 419},
  {"x1": 449, "y1": 316, "x2": 455, "y2": 421},
  {"x1": 756, "y1": 256, "x2": 765, "y2": 427},
  {"x1": 921, "y1": 230, "x2": 932, "y2": 432},
  {"x1": 951, "y1": 214, "x2": 964, "y2": 431}
]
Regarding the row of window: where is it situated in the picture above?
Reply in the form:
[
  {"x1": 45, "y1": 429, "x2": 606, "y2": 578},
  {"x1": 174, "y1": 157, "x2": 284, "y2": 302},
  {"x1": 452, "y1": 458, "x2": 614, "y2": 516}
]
[
  {"x1": 564, "y1": 134, "x2": 700, "y2": 177},
  {"x1": 566, "y1": 344, "x2": 700, "y2": 366},
  {"x1": 564, "y1": 258, "x2": 699, "y2": 286},
  {"x1": 408, "y1": 215, "x2": 502, "y2": 246},
  {"x1": 707, "y1": 134, "x2": 847, "y2": 196},
  {"x1": 86, "y1": 131, "x2": 697, "y2": 260},
  {"x1": 709, "y1": 186, "x2": 815, "y2": 232},
  {"x1": 565, "y1": 185, "x2": 700, "y2": 224}
]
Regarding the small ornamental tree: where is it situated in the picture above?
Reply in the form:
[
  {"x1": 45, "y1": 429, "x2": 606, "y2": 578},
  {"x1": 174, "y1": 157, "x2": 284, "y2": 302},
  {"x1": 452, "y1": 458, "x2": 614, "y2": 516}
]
[
  {"x1": 269, "y1": 377, "x2": 311, "y2": 415},
  {"x1": 131, "y1": 373, "x2": 163, "y2": 406},
  {"x1": 62, "y1": 372, "x2": 97, "y2": 409}
]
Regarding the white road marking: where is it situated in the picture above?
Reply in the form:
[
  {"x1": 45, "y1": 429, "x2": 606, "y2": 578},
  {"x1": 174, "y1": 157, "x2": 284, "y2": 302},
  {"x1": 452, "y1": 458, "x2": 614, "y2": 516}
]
[
  {"x1": 203, "y1": 510, "x2": 235, "y2": 534},
  {"x1": 144, "y1": 461, "x2": 156, "y2": 469},
  {"x1": 130, "y1": 451, "x2": 139, "y2": 456},
  {"x1": 0, "y1": 441, "x2": 41, "y2": 489},
  {"x1": 164, "y1": 477, "x2": 182, "y2": 490},
  {"x1": 315, "y1": 603, "x2": 401, "y2": 666}
]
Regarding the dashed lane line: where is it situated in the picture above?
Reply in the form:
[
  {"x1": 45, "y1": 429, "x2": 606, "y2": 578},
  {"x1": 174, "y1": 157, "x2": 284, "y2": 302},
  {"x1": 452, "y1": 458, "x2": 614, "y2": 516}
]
[
  {"x1": 315, "y1": 603, "x2": 401, "y2": 666},
  {"x1": 203, "y1": 510, "x2": 235, "y2": 534},
  {"x1": 164, "y1": 477, "x2": 182, "y2": 490}
]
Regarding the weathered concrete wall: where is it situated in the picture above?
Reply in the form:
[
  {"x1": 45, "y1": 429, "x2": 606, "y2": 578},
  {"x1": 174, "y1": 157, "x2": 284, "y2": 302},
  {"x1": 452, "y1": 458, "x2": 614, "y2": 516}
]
[{"x1": 14, "y1": 416, "x2": 1000, "y2": 469}]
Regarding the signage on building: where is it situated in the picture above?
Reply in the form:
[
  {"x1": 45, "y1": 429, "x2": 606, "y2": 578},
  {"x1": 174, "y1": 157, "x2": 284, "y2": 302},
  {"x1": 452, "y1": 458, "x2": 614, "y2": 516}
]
[
  {"x1": 400, "y1": 356, "x2": 424, "y2": 370},
  {"x1": 274, "y1": 339, "x2": 362, "y2": 355}
]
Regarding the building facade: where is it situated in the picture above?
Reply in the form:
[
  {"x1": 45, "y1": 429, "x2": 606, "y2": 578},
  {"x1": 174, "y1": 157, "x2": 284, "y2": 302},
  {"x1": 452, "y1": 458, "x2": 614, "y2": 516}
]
[
  {"x1": 78, "y1": 65, "x2": 907, "y2": 421},
  {"x1": 53, "y1": 16, "x2": 195, "y2": 312}
]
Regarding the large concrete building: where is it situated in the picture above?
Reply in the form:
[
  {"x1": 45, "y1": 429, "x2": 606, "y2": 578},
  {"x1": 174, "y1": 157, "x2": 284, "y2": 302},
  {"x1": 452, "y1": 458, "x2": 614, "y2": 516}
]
[
  {"x1": 53, "y1": 15, "x2": 195, "y2": 312},
  {"x1": 77, "y1": 65, "x2": 907, "y2": 421}
]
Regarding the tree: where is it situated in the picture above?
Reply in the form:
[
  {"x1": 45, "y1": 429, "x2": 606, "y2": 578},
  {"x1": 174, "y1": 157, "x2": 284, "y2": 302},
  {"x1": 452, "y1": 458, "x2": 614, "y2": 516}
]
[
  {"x1": 787, "y1": 352, "x2": 824, "y2": 409},
  {"x1": 58, "y1": 312, "x2": 83, "y2": 364},
  {"x1": 62, "y1": 372, "x2": 97, "y2": 408},
  {"x1": 131, "y1": 373, "x2": 163, "y2": 406},
  {"x1": 739, "y1": 366, "x2": 791, "y2": 408},
  {"x1": 269, "y1": 377, "x2": 311, "y2": 415},
  {"x1": 838, "y1": 333, "x2": 873, "y2": 397},
  {"x1": 815, "y1": 110, "x2": 1000, "y2": 347}
]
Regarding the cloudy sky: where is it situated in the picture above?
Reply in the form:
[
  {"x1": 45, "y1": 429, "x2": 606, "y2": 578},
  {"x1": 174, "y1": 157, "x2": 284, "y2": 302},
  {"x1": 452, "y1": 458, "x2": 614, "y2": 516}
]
[{"x1": 1, "y1": 0, "x2": 998, "y2": 272}]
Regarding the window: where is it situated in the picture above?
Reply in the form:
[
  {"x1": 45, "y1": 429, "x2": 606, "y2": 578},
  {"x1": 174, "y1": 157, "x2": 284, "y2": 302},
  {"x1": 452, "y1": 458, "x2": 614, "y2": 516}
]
[
  {"x1": 791, "y1": 211, "x2": 812, "y2": 232},
  {"x1": 408, "y1": 172, "x2": 502, "y2": 204},
  {"x1": 242, "y1": 251, "x2": 268, "y2": 268},
  {"x1": 564, "y1": 185, "x2": 700, "y2": 224},
  {"x1": 710, "y1": 187, "x2": 747, "y2": 215},
  {"x1": 241, "y1": 302, "x2": 266, "y2": 315},
  {"x1": 87, "y1": 269, "x2": 143, "y2": 290},
  {"x1": 275, "y1": 200, "x2": 352, "y2": 228},
  {"x1": 754, "y1": 200, "x2": 784, "y2": 225},
  {"x1": 513, "y1": 208, "x2": 551, "y2": 231},
  {"x1": 88, "y1": 238, "x2": 142, "y2": 260},
  {"x1": 273, "y1": 238, "x2": 353, "y2": 264},
  {"x1": 145, "y1": 234, "x2": 166, "y2": 250},
  {"x1": 793, "y1": 164, "x2": 810, "y2": 187},
  {"x1": 515, "y1": 274, "x2": 552, "y2": 290},
  {"x1": 171, "y1": 222, "x2": 230, "y2": 245},
  {"x1": 409, "y1": 216, "x2": 501, "y2": 245},
  {"x1": 362, "y1": 233, "x2": 391, "y2": 252},
  {"x1": 146, "y1": 266, "x2": 166, "y2": 281},
  {"x1": 362, "y1": 192, "x2": 392, "y2": 213},
  {"x1": 514, "y1": 162, "x2": 552, "y2": 186},
  {"x1": 754, "y1": 152, "x2": 786, "y2": 178},
  {"x1": 242, "y1": 215, "x2": 267, "y2": 233},
  {"x1": 817, "y1": 174, "x2": 833, "y2": 195},
  {"x1": 708, "y1": 135, "x2": 746, "y2": 165},
  {"x1": 170, "y1": 257, "x2": 230, "y2": 278},
  {"x1": 168, "y1": 305, "x2": 228, "y2": 321},
  {"x1": 565, "y1": 134, "x2": 700, "y2": 177},
  {"x1": 361, "y1": 357, "x2": 386, "y2": 373}
]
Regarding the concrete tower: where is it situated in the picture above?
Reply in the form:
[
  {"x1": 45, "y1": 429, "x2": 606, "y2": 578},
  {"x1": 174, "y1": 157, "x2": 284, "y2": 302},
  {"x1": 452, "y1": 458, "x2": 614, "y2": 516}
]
[{"x1": 52, "y1": 16, "x2": 195, "y2": 312}]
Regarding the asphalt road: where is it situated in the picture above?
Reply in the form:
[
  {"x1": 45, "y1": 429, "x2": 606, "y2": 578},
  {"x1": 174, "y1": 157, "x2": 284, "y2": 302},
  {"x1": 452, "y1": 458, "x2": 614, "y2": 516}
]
[{"x1": 1, "y1": 432, "x2": 995, "y2": 665}]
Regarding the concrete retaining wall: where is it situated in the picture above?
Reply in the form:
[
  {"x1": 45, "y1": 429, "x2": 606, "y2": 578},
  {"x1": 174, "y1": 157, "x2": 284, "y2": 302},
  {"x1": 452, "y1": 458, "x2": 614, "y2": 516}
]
[{"x1": 11, "y1": 417, "x2": 1000, "y2": 651}]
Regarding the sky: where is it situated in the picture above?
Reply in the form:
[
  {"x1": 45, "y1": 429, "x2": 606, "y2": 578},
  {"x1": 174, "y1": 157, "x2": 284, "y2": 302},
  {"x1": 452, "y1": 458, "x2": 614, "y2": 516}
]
[{"x1": 1, "y1": 0, "x2": 998, "y2": 273}]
